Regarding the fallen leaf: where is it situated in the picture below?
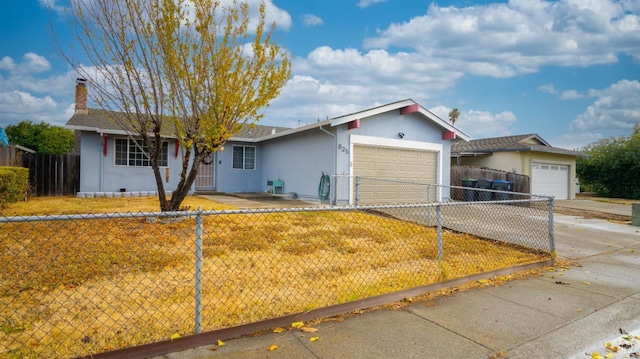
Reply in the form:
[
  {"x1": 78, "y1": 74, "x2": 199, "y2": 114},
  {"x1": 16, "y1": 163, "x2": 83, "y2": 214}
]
[
  {"x1": 310, "y1": 337, "x2": 320, "y2": 342},
  {"x1": 273, "y1": 327, "x2": 284, "y2": 334},
  {"x1": 477, "y1": 279, "x2": 489, "y2": 284},
  {"x1": 577, "y1": 308, "x2": 582, "y2": 312},
  {"x1": 583, "y1": 281, "x2": 591, "y2": 285},
  {"x1": 217, "y1": 339, "x2": 226, "y2": 347},
  {"x1": 268, "y1": 344, "x2": 278, "y2": 351},
  {"x1": 555, "y1": 281, "x2": 570, "y2": 285},
  {"x1": 301, "y1": 327, "x2": 319, "y2": 333},
  {"x1": 605, "y1": 353, "x2": 615, "y2": 359},
  {"x1": 291, "y1": 321, "x2": 304, "y2": 328},
  {"x1": 591, "y1": 352, "x2": 603, "y2": 359},
  {"x1": 170, "y1": 333, "x2": 181, "y2": 341},
  {"x1": 210, "y1": 346, "x2": 217, "y2": 352}
]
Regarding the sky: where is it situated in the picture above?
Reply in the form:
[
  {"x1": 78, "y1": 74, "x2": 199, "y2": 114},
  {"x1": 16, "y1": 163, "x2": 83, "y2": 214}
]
[{"x1": 1, "y1": 0, "x2": 639, "y2": 150}]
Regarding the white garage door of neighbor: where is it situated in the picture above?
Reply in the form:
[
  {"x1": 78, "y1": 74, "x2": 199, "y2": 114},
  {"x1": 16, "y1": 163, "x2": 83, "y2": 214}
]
[
  {"x1": 353, "y1": 144, "x2": 437, "y2": 204},
  {"x1": 531, "y1": 163, "x2": 569, "y2": 200}
]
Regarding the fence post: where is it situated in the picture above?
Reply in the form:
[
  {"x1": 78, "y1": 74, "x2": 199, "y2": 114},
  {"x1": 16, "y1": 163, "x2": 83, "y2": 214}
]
[
  {"x1": 548, "y1": 198, "x2": 555, "y2": 255},
  {"x1": 355, "y1": 176, "x2": 360, "y2": 206},
  {"x1": 436, "y1": 203, "x2": 443, "y2": 262},
  {"x1": 194, "y1": 209, "x2": 203, "y2": 334},
  {"x1": 427, "y1": 184, "x2": 431, "y2": 226}
]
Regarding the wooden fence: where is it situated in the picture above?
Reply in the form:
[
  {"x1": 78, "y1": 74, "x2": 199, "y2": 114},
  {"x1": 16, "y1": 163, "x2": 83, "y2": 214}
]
[
  {"x1": 0, "y1": 146, "x2": 80, "y2": 197},
  {"x1": 451, "y1": 165, "x2": 530, "y2": 194}
]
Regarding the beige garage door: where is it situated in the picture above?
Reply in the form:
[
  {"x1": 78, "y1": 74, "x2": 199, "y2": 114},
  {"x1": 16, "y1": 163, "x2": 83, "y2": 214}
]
[{"x1": 353, "y1": 144, "x2": 437, "y2": 204}]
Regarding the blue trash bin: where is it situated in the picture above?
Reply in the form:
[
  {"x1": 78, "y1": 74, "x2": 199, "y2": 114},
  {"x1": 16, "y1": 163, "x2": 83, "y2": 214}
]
[{"x1": 492, "y1": 180, "x2": 513, "y2": 200}]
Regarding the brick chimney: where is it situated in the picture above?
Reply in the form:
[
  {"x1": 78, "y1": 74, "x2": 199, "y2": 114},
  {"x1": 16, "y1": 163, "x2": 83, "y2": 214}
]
[{"x1": 75, "y1": 78, "x2": 88, "y2": 114}]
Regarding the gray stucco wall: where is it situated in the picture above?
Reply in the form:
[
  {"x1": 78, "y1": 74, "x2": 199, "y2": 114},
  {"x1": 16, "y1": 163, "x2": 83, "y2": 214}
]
[
  {"x1": 258, "y1": 127, "x2": 336, "y2": 199},
  {"x1": 78, "y1": 132, "x2": 187, "y2": 193},
  {"x1": 214, "y1": 141, "x2": 264, "y2": 193}
]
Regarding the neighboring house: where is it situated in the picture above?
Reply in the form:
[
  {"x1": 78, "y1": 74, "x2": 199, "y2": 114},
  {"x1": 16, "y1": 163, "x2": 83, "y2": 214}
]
[
  {"x1": 66, "y1": 80, "x2": 469, "y2": 203},
  {"x1": 451, "y1": 134, "x2": 586, "y2": 200}
]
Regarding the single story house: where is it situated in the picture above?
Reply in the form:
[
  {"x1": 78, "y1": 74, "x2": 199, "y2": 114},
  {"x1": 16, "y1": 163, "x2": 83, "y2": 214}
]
[
  {"x1": 66, "y1": 81, "x2": 469, "y2": 204},
  {"x1": 451, "y1": 134, "x2": 586, "y2": 200}
]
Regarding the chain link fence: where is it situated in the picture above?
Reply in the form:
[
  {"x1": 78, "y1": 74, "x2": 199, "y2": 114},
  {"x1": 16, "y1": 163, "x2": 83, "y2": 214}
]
[{"x1": 1, "y1": 179, "x2": 554, "y2": 358}]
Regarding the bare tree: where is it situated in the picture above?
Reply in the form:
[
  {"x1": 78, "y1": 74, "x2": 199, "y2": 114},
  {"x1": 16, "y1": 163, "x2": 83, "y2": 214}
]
[
  {"x1": 448, "y1": 108, "x2": 460, "y2": 126},
  {"x1": 61, "y1": 0, "x2": 290, "y2": 211}
]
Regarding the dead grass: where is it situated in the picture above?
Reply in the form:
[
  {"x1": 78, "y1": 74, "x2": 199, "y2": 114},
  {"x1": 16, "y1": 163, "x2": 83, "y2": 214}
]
[
  {"x1": 0, "y1": 195, "x2": 232, "y2": 216},
  {"x1": 0, "y1": 197, "x2": 549, "y2": 358}
]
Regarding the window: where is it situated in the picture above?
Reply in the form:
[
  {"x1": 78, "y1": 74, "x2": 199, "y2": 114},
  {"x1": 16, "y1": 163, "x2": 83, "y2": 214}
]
[
  {"x1": 232, "y1": 145, "x2": 255, "y2": 170},
  {"x1": 115, "y1": 138, "x2": 168, "y2": 167}
]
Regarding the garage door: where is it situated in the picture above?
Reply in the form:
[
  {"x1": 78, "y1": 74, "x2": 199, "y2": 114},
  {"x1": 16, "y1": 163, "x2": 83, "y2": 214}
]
[
  {"x1": 531, "y1": 163, "x2": 569, "y2": 200},
  {"x1": 353, "y1": 144, "x2": 437, "y2": 204}
]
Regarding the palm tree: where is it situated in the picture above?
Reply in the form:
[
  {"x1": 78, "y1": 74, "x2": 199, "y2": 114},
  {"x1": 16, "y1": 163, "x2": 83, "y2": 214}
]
[{"x1": 448, "y1": 108, "x2": 460, "y2": 126}]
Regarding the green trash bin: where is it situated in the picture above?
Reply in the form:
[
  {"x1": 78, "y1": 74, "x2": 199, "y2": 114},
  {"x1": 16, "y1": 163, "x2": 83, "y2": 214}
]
[
  {"x1": 461, "y1": 178, "x2": 477, "y2": 201},
  {"x1": 476, "y1": 179, "x2": 493, "y2": 201}
]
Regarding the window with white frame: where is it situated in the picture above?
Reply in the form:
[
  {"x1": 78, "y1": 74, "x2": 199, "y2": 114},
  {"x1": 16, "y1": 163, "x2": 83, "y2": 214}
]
[
  {"x1": 232, "y1": 145, "x2": 255, "y2": 170},
  {"x1": 114, "y1": 138, "x2": 168, "y2": 167}
]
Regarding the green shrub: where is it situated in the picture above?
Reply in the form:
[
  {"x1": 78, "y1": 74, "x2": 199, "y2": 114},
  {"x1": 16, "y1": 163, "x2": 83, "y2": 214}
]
[{"x1": 0, "y1": 166, "x2": 29, "y2": 206}]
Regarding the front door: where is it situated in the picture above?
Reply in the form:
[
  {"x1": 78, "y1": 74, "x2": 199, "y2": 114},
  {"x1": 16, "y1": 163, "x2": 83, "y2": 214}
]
[{"x1": 195, "y1": 154, "x2": 215, "y2": 189}]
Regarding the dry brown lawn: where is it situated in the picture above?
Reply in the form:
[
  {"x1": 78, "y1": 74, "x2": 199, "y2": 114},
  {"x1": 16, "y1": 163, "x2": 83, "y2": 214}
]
[{"x1": 0, "y1": 196, "x2": 549, "y2": 358}]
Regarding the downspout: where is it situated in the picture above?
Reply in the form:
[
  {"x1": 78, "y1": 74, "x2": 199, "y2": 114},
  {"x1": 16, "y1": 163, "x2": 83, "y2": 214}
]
[{"x1": 99, "y1": 132, "x2": 104, "y2": 192}]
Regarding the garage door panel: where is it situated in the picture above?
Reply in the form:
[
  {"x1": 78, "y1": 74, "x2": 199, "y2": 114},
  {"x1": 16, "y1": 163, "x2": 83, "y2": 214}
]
[
  {"x1": 353, "y1": 144, "x2": 437, "y2": 204},
  {"x1": 377, "y1": 163, "x2": 399, "y2": 172}
]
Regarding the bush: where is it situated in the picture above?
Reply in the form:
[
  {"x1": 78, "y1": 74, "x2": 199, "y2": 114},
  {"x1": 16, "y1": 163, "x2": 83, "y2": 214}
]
[
  {"x1": 0, "y1": 166, "x2": 29, "y2": 206},
  {"x1": 577, "y1": 132, "x2": 640, "y2": 199}
]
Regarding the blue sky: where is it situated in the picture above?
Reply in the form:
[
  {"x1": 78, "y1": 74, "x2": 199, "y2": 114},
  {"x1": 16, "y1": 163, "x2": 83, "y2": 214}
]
[{"x1": 1, "y1": 0, "x2": 639, "y2": 150}]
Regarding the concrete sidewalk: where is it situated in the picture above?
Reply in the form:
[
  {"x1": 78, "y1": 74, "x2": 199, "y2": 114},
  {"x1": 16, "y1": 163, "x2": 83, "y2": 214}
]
[{"x1": 158, "y1": 200, "x2": 640, "y2": 359}]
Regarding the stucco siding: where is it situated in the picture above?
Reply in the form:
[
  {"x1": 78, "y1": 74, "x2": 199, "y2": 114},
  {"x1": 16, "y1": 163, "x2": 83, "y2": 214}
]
[
  {"x1": 214, "y1": 142, "x2": 263, "y2": 193},
  {"x1": 259, "y1": 128, "x2": 335, "y2": 199},
  {"x1": 78, "y1": 132, "x2": 186, "y2": 193},
  {"x1": 458, "y1": 152, "x2": 523, "y2": 173}
]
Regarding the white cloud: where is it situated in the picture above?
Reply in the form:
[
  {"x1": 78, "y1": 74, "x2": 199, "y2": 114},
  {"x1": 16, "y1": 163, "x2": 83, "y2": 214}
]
[
  {"x1": 362, "y1": 0, "x2": 640, "y2": 77},
  {"x1": 301, "y1": 14, "x2": 323, "y2": 27},
  {"x1": 568, "y1": 79, "x2": 640, "y2": 137},
  {"x1": 0, "y1": 90, "x2": 68, "y2": 126},
  {"x1": 560, "y1": 89, "x2": 584, "y2": 100},
  {"x1": 429, "y1": 105, "x2": 516, "y2": 139},
  {"x1": 538, "y1": 84, "x2": 557, "y2": 94},
  {"x1": 357, "y1": 0, "x2": 387, "y2": 9},
  {"x1": 38, "y1": 0, "x2": 66, "y2": 16},
  {"x1": 0, "y1": 53, "x2": 51, "y2": 75}
]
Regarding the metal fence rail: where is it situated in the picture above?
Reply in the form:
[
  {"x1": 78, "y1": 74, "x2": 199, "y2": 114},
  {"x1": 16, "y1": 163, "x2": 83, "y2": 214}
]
[{"x1": 0, "y1": 182, "x2": 553, "y2": 358}]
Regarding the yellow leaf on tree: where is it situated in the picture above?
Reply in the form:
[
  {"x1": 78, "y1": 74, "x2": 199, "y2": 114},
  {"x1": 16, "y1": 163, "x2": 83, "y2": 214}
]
[
  {"x1": 170, "y1": 333, "x2": 181, "y2": 341},
  {"x1": 301, "y1": 327, "x2": 319, "y2": 333},
  {"x1": 268, "y1": 344, "x2": 278, "y2": 351},
  {"x1": 310, "y1": 337, "x2": 320, "y2": 342},
  {"x1": 273, "y1": 327, "x2": 284, "y2": 333},
  {"x1": 217, "y1": 339, "x2": 226, "y2": 347},
  {"x1": 291, "y1": 321, "x2": 304, "y2": 328}
]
